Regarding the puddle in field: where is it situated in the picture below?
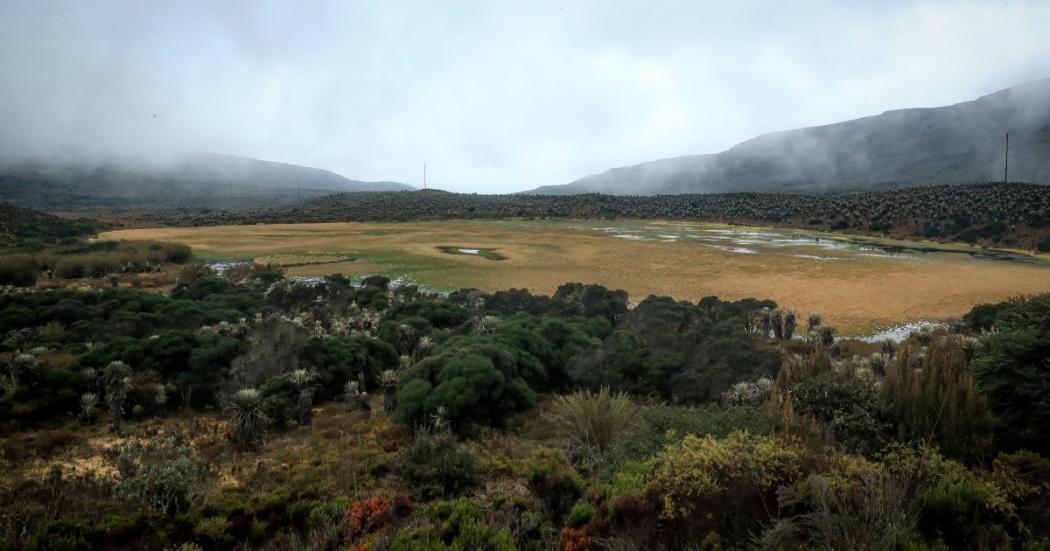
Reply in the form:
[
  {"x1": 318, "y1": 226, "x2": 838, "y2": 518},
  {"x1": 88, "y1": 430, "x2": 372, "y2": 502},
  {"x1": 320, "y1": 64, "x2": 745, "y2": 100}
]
[
  {"x1": 436, "y1": 246, "x2": 507, "y2": 261},
  {"x1": 565, "y1": 222, "x2": 1047, "y2": 266}
]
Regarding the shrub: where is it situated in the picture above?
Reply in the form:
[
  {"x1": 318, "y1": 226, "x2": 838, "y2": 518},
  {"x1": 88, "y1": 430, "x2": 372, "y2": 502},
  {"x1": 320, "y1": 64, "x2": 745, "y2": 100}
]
[
  {"x1": 882, "y1": 338, "x2": 991, "y2": 461},
  {"x1": 0, "y1": 254, "x2": 38, "y2": 286},
  {"x1": 391, "y1": 428, "x2": 479, "y2": 499},
  {"x1": 615, "y1": 404, "x2": 774, "y2": 462},
  {"x1": 569, "y1": 295, "x2": 781, "y2": 403},
  {"x1": 346, "y1": 493, "x2": 392, "y2": 540},
  {"x1": 528, "y1": 456, "x2": 584, "y2": 523},
  {"x1": 395, "y1": 340, "x2": 537, "y2": 434},
  {"x1": 559, "y1": 526, "x2": 592, "y2": 551},
  {"x1": 259, "y1": 374, "x2": 295, "y2": 428},
  {"x1": 972, "y1": 294, "x2": 1050, "y2": 454},
  {"x1": 964, "y1": 302, "x2": 1007, "y2": 332},
  {"x1": 110, "y1": 435, "x2": 207, "y2": 514},
  {"x1": 918, "y1": 477, "x2": 1012, "y2": 549},
  {"x1": 765, "y1": 469, "x2": 921, "y2": 550},
  {"x1": 649, "y1": 431, "x2": 803, "y2": 541},
  {"x1": 791, "y1": 369, "x2": 886, "y2": 455},
  {"x1": 565, "y1": 502, "x2": 594, "y2": 529},
  {"x1": 387, "y1": 498, "x2": 516, "y2": 551},
  {"x1": 553, "y1": 387, "x2": 635, "y2": 469}
]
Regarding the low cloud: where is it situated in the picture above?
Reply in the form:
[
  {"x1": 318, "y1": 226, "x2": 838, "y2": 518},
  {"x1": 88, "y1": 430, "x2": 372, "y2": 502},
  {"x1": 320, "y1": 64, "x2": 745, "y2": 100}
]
[{"x1": 1, "y1": 0, "x2": 1048, "y2": 192}]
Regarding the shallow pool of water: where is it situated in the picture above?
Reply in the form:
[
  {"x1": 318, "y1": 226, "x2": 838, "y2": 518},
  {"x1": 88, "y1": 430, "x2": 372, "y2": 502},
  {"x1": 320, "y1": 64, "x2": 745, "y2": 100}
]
[{"x1": 564, "y1": 221, "x2": 1045, "y2": 266}]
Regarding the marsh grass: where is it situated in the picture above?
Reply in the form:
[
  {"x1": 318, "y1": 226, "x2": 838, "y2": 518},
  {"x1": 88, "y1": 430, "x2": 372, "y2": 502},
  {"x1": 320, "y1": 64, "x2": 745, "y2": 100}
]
[{"x1": 101, "y1": 220, "x2": 1050, "y2": 333}]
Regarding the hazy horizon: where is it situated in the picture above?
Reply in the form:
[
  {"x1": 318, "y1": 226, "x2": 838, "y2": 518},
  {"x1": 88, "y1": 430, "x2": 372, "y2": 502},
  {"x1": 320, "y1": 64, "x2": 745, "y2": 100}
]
[{"x1": 3, "y1": 0, "x2": 1050, "y2": 193}]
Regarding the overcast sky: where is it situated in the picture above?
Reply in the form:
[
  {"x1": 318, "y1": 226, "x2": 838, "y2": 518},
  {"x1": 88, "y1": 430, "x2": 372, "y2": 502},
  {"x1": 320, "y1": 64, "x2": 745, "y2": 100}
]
[{"x1": 2, "y1": 0, "x2": 1049, "y2": 193}]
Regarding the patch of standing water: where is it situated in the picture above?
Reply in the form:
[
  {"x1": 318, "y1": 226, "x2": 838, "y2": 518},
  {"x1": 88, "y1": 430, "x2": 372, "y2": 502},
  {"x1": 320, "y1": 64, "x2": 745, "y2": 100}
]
[
  {"x1": 458, "y1": 248, "x2": 480, "y2": 255},
  {"x1": 205, "y1": 260, "x2": 254, "y2": 275},
  {"x1": 791, "y1": 254, "x2": 839, "y2": 261},
  {"x1": 706, "y1": 245, "x2": 757, "y2": 254}
]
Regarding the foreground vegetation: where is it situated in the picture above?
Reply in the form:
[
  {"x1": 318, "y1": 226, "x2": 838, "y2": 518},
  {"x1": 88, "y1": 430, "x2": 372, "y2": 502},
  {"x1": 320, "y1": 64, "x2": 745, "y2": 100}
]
[
  {"x1": 151, "y1": 183, "x2": 1050, "y2": 252},
  {"x1": 2, "y1": 256, "x2": 1049, "y2": 549}
]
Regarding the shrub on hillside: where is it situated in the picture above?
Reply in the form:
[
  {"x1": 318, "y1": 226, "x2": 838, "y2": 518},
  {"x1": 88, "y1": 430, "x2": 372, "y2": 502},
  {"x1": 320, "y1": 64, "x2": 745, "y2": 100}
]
[
  {"x1": 346, "y1": 493, "x2": 411, "y2": 540},
  {"x1": 972, "y1": 293, "x2": 1050, "y2": 454},
  {"x1": 0, "y1": 254, "x2": 38, "y2": 287},
  {"x1": 110, "y1": 435, "x2": 207, "y2": 514},
  {"x1": 882, "y1": 337, "x2": 991, "y2": 462},
  {"x1": 569, "y1": 295, "x2": 781, "y2": 403},
  {"x1": 386, "y1": 498, "x2": 516, "y2": 551},
  {"x1": 552, "y1": 387, "x2": 635, "y2": 469},
  {"x1": 615, "y1": 404, "x2": 775, "y2": 462},
  {"x1": 391, "y1": 428, "x2": 479, "y2": 499},
  {"x1": 648, "y1": 431, "x2": 804, "y2": 543},
  {"x1": 791, "y1": 369, "x2": 887, "y2": 455},
  {"x1": 395, "y1": 339, "x2": 537, "y2": 433},
  {"x1": 527, "y1": 456, "x2": 584, "y2": 523},
  {"x1": 764, "y1": 468, "x2": 922, "y2": 549}
]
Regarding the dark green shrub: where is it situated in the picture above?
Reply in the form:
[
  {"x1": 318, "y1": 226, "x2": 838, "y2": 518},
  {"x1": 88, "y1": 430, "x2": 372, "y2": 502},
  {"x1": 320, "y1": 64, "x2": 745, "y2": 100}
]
[
  {"x1": 0, "y1": 254, "x2": 38, "y2": 286},
  {"x1": 261, "y1": 393, "x2": 295, "y2": 429},
  {"x1": 569, "y1": 295, "x2": 780, "y2": 403},
  {"x1": 392, "y1": 429, "x2": 479, "y2": 499},
  {"x1": 302, "y1": 334, "x2": 398, "y2": 396},
  {"x1": 965, "y1": 302, "x2": 1008, "y2": 332},
  {"x1": 918, "y1": 477, "x2": 1011, "y2": 549},
  {"x1": 793, "y1": 370, "x2": 887, "y2": 455},
  {"x1": 527, "y1": 457, "x2": 583, "y2": 522},
  {"x1": 615, "y1": 404, "x2": 774, "y2": 461},
  {"x1": 566, "y1": 502, "x2": 594, "y2": 528},
  {"x1": 396, "y1": 340, "x2": 536, "y2": 433},
  {"x1": 972, "y1": 294, "x2": 1050, "y2": 454},
  {"x1": 1037, "y1": 237, "x2": 1050, "y2": 253},
  {"x1": 387, "y1": 498, "x2": 515, "y2": 551}
]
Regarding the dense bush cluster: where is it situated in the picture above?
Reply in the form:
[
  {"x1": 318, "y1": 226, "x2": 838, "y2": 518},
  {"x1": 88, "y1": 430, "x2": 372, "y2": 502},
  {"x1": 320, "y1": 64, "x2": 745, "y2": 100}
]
[
  {"x1": 158, "y1": 183, "x2": 1050, "y2": 250},
  {"x1": 0, "y1": 202, "x2": 97, "y2": 250},
  {"x1": 2, "y1": 257, "x2": 1050, "y2": 549},
  {"x1": 0, "y1": 238, "x2": 193, "y2": 287}
]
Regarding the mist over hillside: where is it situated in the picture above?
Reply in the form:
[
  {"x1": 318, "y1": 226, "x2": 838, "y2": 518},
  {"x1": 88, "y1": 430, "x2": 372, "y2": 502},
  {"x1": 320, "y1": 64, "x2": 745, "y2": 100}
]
[
  {"x1": 530, "y1": 79, "x2": 1050, "y2": 195},
  {"x1": 0, "y1": 152, "x2": 413, "y2": 211}
]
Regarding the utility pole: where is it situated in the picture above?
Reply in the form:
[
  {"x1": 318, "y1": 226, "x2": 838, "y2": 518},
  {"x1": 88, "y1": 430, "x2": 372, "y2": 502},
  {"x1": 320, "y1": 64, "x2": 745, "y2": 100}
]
[
  {"x1": 1004, "y1": 132, "x2": 1009, "y2": 184},
  {"x1": 423, "y1": 164, "x2": 427, "y2": 190}
]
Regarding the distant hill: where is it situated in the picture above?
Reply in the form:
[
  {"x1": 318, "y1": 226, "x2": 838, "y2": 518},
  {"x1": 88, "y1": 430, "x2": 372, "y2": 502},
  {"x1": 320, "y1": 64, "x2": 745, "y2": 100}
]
[
  {"x1": 530, "y1": 79, "x2": 1050, "y2": 195},
  {"x1": 0, "y1": 152, "x2": 413, "y2": 211},
  {"x1": 0, "y1": 202, "x2": 97, "y2": 246}
]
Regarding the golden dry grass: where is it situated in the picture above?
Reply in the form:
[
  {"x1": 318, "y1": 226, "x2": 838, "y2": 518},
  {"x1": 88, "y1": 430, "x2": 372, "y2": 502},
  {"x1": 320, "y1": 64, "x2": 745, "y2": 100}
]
[{"x1": 101, "y1": 220, "x2": 1050, "y2": 334}]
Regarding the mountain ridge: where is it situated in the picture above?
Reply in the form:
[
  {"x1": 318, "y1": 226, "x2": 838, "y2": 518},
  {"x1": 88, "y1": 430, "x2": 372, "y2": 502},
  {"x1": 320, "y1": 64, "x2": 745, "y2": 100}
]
[
  {"x1": 0, "y1": 152, "x2": 414, "y2": 211},
  {"x1": 528, "y1": 79, "x2": 1050, "y2": 195}
]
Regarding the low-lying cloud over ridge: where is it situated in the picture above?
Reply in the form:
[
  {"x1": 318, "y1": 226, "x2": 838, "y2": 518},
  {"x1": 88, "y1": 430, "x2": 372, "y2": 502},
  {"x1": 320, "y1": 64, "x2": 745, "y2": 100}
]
[{"x1": 2, "y1": 1, "x2": 1049, "y2": 193}]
